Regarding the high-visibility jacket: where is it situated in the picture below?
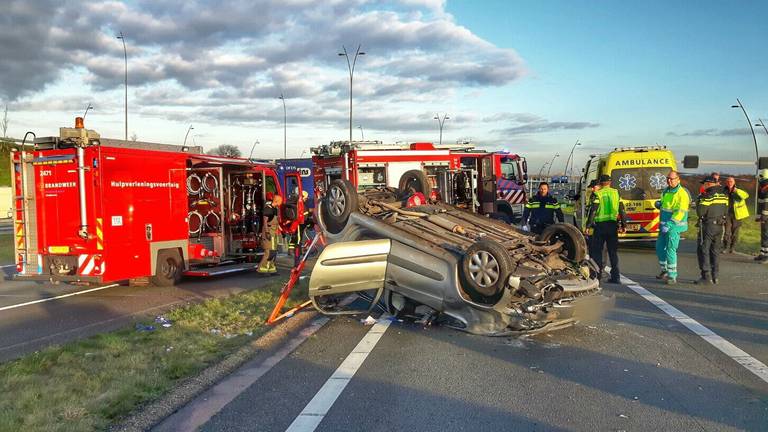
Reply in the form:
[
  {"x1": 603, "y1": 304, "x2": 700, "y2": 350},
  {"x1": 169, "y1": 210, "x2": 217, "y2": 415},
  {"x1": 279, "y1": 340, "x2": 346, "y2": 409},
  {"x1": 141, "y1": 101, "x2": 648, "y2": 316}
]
[
  {"x1": 593, "y1": 187, "x2": 620, "y2": 222},
  {"x1": 660, "y1": 185, "x2": 690, "y2": 229},
  {"x1": 726, "y1": 186, "x2": 750, "y2": 221},
  {"x1": 522, "y1": 193, "x2": 564, "y2": 226},
  {"x1": 697, "y1": 186, "x2": 728, "y2": 222}
]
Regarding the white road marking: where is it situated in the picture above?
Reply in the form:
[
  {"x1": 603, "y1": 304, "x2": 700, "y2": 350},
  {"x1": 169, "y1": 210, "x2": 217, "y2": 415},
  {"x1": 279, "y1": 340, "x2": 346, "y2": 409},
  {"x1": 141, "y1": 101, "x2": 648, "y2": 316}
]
[
  {"x1": 286, "y1": 318, "x2": 392, "y2": 432},
  {"x1": 0, "y1": 264, "x2": 15, "y2": 269},
  {"x1": 0, "y1": 284, "x2": 120, "y2": 312},
  {"x1": 620, "y1": 274, "x2": 768, "y2": 384}
]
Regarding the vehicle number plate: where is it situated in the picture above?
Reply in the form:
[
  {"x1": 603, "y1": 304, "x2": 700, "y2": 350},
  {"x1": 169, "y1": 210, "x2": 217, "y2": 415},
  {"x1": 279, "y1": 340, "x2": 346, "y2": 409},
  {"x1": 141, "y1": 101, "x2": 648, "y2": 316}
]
[{"x1": 627, "y1": 223, "x2": 641, "y2": 231}]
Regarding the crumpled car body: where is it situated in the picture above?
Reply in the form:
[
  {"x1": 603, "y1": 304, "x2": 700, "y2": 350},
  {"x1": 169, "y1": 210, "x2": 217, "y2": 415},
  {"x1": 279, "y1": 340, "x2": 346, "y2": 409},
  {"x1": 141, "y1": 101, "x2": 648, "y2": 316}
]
[{"x1": 309, "y1": 179, "x2": 611, "y2": 335}]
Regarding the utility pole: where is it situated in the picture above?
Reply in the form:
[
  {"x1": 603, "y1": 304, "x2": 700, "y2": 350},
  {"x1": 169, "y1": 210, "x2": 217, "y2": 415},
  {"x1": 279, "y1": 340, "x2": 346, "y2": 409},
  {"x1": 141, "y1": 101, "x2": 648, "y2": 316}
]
[
  {"x1": 434, "y1": 113, "x2": 450, "y2": 146},
  {"x1": 278, "y1": 93, "x2": 287, "y2": 160},
  {"x1": 117, "y1": 32, "x2": 128, "y2": 141}
]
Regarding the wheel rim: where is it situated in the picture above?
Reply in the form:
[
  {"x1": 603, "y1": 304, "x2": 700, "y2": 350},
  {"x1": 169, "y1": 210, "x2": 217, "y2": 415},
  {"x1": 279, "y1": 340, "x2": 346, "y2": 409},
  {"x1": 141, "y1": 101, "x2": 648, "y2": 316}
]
[
  {"x1": 468, "y1": 251, "x2": 500, "y2": 288},
  {"x1": 161, "y1": 259, "x2": 177, "y2": 279},
  {"x1": 328, "y1": 186, "x2": 346, "y2": 217}
]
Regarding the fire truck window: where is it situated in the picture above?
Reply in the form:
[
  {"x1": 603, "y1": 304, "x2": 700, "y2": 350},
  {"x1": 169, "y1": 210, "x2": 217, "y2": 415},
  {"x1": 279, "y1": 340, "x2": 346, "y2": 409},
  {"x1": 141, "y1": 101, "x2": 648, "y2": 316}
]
[
  {"x1": 357, "y1": 166, "x2": 386, "y2": 190},
  {"x1": 500, "y1": 158, "x2": 517, "y2": 181},
  {"x1": 265, "y1": 176, "x2": 277, "y2": 196},
  {"x1": 286, "y1": 176, "x2": 300, "y2": 201},
  {"x1": 460, "y1": 157, "x2": 477, "y2": 170}
]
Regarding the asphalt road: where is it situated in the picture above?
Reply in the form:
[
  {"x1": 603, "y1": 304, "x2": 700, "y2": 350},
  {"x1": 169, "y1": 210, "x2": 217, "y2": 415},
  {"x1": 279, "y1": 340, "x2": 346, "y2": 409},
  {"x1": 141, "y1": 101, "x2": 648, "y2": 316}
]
[
  {"x1": 0, "y1": 261, "x2": 291, "y2": 362},
  {"x1": 158, "y1": 240, "x2": 768, "y2": 432}
]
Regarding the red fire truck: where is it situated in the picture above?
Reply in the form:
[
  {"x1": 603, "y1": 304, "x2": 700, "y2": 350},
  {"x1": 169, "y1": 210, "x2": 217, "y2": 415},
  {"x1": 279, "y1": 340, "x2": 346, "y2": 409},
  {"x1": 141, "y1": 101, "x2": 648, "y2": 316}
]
[
  {"x1": 11, "y1": 119, "x2": 303, "y2": 285},
  {"x1": 310, "y1": 141, "x2": 528, "y2": 222}
]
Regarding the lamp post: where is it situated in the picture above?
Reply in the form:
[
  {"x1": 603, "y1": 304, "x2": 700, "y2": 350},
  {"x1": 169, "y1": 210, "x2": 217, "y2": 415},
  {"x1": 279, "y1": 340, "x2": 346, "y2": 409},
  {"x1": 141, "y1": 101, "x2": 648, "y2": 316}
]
[
  {"x1": 434, "y1": 113, "x2": 450, "y2": 146},
  {"x1": 546, "y1": 152, "x2": 560, "y2": 177},
  {"x1": 183, "y1": 125, "x2": 194, "y2": 147},
  {"x1": 731, "y1": 99, "x2": 760, "y2": 214},
  {"x1": 756, "y1": 118, "x2": 768, "y2": 136},
  {"x1": 278, "y1": 93, "x2": 287, "y2": 160},
  {"x1": 116, "y1": 32, "x2": 128, "y2": 141},
  {"x1": 358, "y1": 125, "x2": 364, "y2": 141},
  {"x1": 83, "y1": 103, "x2": 93, "y2": 120},
  {"x1": 248, "y1": 140, "x2": 260, "y2": 161},
  {"x1": 537, "y1": 161, "x2": 549, "y2": 177},
  {"x1": 338, "y1": 45, "x2": 365, "y2": 145},
  {"x1": 563, "y1": 139, "x2": 581, "y2": 178}
]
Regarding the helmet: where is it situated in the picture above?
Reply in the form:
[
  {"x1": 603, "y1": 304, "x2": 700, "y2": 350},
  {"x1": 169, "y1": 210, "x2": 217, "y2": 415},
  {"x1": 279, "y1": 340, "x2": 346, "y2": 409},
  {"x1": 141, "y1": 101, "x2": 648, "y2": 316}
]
[{"x1": 760, "y1": 169, "x2": 768, "y2": 180}]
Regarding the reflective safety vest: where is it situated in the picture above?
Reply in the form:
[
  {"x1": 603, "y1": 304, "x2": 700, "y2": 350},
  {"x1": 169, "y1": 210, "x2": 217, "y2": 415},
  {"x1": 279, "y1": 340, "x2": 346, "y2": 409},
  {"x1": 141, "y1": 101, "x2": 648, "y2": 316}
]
[
  {"x1": 728, "y1": 187, "x2": 750, "y2": 221},
  {"x1": 593, "y1": 187, "x2": 620, "y2": 222},
  {"x1": 660, "y1": 185, "x2": 690, "y2": 228}
]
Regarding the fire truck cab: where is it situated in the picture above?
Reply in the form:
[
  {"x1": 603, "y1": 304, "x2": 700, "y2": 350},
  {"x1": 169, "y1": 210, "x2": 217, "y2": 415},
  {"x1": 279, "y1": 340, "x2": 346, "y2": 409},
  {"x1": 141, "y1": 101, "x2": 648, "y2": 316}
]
[
  {"x1": 310, "y1": 141, "x2": 527, "y2": 222},
  {"x1": 11, "y1": 119, "x2": 303, "y2": 285}
]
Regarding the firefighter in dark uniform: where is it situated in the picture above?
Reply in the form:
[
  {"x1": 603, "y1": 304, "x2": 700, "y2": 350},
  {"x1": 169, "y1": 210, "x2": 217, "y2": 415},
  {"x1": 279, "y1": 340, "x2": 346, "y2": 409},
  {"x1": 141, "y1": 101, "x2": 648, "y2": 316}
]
[
  {"x1": 756, "y1": 169, "x2": 768, "y2": 264},
  {"x1": 586, "y1": 174, "x2": 626, "y2": 283},
  {"x1": 258, "y1": 194, "x2": 282, "y2": 275},
  {"x1": 695, "y1": 176, "x2": 728, "y2": 284},
  {"x1": 522, "y1": 182, "x2": 564, "y2": 234}
]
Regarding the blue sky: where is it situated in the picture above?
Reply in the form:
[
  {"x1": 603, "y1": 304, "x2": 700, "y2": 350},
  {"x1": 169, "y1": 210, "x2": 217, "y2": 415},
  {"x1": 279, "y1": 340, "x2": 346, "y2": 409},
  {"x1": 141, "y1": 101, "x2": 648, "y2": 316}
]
[{"x1": 1, "y1": 0, "x2": 766, "y2": 173}]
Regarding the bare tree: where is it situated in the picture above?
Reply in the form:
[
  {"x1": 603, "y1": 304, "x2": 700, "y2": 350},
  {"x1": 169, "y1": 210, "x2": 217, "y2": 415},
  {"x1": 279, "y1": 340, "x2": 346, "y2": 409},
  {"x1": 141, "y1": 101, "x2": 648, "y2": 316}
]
[
  {"x1": 129, "y1": 132, "x2": 138, "y2": 142},
  {"x1": 207, "y1": 144, "x2": 241, "y2": 158},
  {"x1": 1, "y1": 104, "x2": 8, "y2": 138}
]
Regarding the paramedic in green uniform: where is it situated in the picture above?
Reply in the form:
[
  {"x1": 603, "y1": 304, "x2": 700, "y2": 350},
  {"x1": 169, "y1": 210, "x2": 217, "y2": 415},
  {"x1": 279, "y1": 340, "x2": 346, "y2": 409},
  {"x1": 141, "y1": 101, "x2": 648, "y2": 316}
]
[{"x1": 655, "y1": 170, "x2": 690, "y2": 284}]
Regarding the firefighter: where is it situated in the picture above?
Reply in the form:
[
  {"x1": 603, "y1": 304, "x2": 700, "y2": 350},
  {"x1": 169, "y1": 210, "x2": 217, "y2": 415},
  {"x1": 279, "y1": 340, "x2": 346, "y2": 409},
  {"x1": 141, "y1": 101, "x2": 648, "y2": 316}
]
[
  {"x1": 655, "y1": 170, "x2": 690, "y2": 285},
  {"x1": 258, "y1": 193, "x2": 282, "y2": 275},
  {"x1": 755, "y1": 169, "x2": 768, "y2": 264},
  {"x1": 289, "y1": 191, "x2": 312, "y2": 267},
  {"x1": 586, "y1": 174, "x2": 626, "y2": 283},
  {"x1": 695, "y1": 176, "x2": 728, "y2": 284},
  {"x1": 522, "y1": 182, "x2": 564, "y2": 234},
  {"x1": 723, "y1": 176, "x2": 749, "y2": 254}
]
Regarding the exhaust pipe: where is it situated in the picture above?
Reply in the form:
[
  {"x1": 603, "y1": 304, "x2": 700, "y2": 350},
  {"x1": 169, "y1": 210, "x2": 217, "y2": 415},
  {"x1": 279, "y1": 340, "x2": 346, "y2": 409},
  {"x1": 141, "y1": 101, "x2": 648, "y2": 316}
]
[{"x1": 75, "y1": 117, "x2": 89, "y2": 239}]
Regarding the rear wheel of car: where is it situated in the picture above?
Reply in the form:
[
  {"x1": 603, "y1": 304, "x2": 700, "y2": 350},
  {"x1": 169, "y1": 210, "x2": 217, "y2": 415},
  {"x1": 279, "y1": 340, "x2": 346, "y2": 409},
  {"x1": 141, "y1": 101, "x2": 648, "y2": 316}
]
[
  {"x1": 151, "y1": 249, "x2": 183, "y2": 286},
  {"x1": 321, "y1": 179, "x2": 358, "y2": 234},
  {"x1": 398, "y1": 169, "x2": 431, "y2": 195},
  {"x1": 537, "y1": 223, "x2": 587, "y2": 262},
  {"x1": 460, "y1": 239, "x2": 513, "y2": 304}
]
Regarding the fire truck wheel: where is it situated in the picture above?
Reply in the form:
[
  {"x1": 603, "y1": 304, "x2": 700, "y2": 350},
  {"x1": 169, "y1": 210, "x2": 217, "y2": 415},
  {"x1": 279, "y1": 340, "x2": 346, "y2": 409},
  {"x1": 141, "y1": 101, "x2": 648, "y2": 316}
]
[
  {"x1": 398, "y1": 170, "x2": 431, "y2": 195},
  {"x1": 322, "y1": 179, "x2": 358, "y2": 234},
  {"x1": 460, "y1": 239, "x2": 513, "y2": 304},
  {"x1": 537, "y1": 223, "x2": 587, "y2": 262},
  {"x1": 152, "y1": 249, "x2": 183, "y2": 286}
]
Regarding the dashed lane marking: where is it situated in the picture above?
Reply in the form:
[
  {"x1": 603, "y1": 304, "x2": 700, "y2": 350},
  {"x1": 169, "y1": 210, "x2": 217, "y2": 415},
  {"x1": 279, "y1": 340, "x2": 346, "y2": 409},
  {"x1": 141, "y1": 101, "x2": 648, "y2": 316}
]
[
  {"x1": 286, "y1": 317, "x2": 392, "y2": 432},
  {"x1": 620, "y1": 274, "x2": 768, "y2": 384},
  {"x1": 0, "y1": 284, "x2": 120, "y2": 312}
]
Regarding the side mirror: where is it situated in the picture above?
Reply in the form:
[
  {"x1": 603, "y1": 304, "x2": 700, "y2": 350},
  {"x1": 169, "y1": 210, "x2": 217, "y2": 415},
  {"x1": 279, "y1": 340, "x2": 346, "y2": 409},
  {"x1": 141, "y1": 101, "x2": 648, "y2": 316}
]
[
  {"x1": 683, "y1": 155, "x2": 699, "y2": 169},
  {"x1": 759, "y1": 157, "x2": 768, "y2": 170}
]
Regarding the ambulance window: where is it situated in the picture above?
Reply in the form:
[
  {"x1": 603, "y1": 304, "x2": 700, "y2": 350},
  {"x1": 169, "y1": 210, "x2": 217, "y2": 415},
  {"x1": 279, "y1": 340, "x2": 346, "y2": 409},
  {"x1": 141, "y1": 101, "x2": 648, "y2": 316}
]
[
  {"x1": 500, "y1": 158, "x2": 517, "y2": 181},
  {"x1": 357, "y1": 166, "x2": 386, "y2": 190},
  {"x1": 610, "y1": 168, "x2": 665, "y2": 200}
]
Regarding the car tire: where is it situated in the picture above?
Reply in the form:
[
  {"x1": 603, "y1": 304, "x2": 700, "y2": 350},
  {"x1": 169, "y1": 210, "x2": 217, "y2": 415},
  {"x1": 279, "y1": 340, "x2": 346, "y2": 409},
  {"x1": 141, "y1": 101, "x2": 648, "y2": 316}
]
[
  {"x1": 321, "y1": 179, "x2": 358, "y2": 234},
  {"x1": 460, "y1": 239, "x2": 513, "y2": 304},
  {"x1": 398, "y1": 169, "x2": 431, "y2": 194},
  {"x1": 537, "y1": 223, "x2": 587, "y2": 262},
  {"x1": 151, "y1": 249, "x2": 183, "y2": 286}
]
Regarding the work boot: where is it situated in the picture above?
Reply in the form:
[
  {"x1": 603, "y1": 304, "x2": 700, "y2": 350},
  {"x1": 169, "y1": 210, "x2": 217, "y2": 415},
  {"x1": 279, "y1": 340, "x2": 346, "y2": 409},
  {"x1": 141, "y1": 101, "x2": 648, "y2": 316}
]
[
  {"x1": 757, "y1": 255, "x2": 768, "y2": 264},
  {"x1": 694, "y1": 274, "x2": 712, "y2": 285},
  {"x1": 665, "y1": 278, "x2": 677, "y2": 285},
  {"x1": 712, "y1": 276, "x2": 719, "y2": 285},
  {"x1": 655, "y1": 271, "x2": 668, "y2": 281}
]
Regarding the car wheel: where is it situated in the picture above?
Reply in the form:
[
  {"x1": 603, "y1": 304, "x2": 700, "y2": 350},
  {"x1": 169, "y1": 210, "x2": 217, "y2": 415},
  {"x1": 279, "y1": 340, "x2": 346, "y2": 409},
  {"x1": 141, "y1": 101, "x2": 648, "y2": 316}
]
[
  {"x1": 460, "y1": 239, "x2": 513, "y2": 304},
  {"x1": 151, "y1": 249, "x2": 183, "y2": 286},
  {"x1": 321, "y1": 179, "x2": 358, "y2": 234},
  {"x1": 537, "y1": 223, "x2": 587, "y2": 262},
  {"x1": 398, "y1": 169, "x2": 431, "y2": 194}
]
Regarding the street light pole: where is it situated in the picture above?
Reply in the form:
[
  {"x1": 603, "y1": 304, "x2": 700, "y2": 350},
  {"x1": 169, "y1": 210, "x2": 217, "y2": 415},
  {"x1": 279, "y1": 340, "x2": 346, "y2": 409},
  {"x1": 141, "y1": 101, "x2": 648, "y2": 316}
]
[
  {"x1": 278, "y1": 93, "x2": 287, "y2": 160},
  {"x1": 731, "y1": 99, "x2": 760, "y2": 214},
  {"x1": 183, "y1": 125, "x2": 194, "y2": 147},
  {"x1": 563, "y1": 139, "x2": 581, "y2": 177},
  {"x1": 116, "y1": 32, "x2": 128, "y2": 141},
  {"x1": 546, "y1": 153, "x2": 560, "y2": 177},
  {"x1": 433, "y1": 113, "x2": 450, "y2": 146},
  {"x1": 358, "y1": 125, "x2": 364, "y2": 141},
  {"x1": 248, "y1": 140, "x2": 260, "y2": 161},
  {"x1": 538, "y1": 161, "x2": 549, "y2": 177},
  {"x1": 83, "y1": 103, "x2": 93, "y2": 120},
  {"x1": 756, "y1": 118, "x2": 768, "y2": 137},
  {"x1": 339, "y1": 45, "x2": 365, "y2": 145}
]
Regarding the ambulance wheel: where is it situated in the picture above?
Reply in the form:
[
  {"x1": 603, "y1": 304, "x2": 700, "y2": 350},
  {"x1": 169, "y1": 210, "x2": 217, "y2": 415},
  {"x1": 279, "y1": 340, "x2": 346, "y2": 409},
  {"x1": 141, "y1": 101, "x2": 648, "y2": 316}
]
[
  {"x1": 322, "y1": 179, "x2": 358, "y2": 234},
  {"x1": 460, "y1": 239, "x2": 513, "y2": 304},
  {"x1": 537, "y1": 223, "x2": 587, "y2": 262},
  {"x1": 398, "y1": 170, "x2": 431, "y2": 195},
  {"x1": 152, "y1": 249, "x2": 183, "y2": 286}
]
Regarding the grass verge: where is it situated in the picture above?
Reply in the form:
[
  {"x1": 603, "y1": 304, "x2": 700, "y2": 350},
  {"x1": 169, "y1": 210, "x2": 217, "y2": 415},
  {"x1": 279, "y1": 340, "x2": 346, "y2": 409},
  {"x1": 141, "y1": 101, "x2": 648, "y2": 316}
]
[
  {"x1": 0, "y1": 233, "x2": 12, "y2": 264},
  {"x1": 686, "y1": 212, "x2": 762, "y2": 255},
  {"x1": 0, "y1": 276, "x2": 307, "y2": 431}
]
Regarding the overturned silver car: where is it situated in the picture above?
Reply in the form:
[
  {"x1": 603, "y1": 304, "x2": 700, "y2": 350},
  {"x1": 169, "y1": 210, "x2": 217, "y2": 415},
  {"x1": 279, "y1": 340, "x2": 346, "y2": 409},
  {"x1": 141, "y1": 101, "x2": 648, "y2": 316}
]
[{"x1": 309, "y1": 171, "x2": 611, "y2": 335}]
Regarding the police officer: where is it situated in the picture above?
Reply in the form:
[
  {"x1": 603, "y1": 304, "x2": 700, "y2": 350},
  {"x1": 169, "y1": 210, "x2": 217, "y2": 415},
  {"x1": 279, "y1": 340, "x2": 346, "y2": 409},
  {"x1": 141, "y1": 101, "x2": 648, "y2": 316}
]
[
  {"x1": 723, "y1": 176, "x2": 749, "y2": 254},
  {"x1": 695, "y1": 176, "x2": 728, "y2": 284},
  {"x1": 258, "y1": 194, "x2": 282, "y2": 275},
  {"x1": 756, "y1": 169, "x2": 768, "y2": 264},
  {"x1": 655, "y1": 170, "x2": 690, "y2": 285},
  {"x1": 586, "y1": 174, "x2": 626, "y2": 283},
  {"x1": 522, "y1": 182, "x2": 564, "y2": 234}
]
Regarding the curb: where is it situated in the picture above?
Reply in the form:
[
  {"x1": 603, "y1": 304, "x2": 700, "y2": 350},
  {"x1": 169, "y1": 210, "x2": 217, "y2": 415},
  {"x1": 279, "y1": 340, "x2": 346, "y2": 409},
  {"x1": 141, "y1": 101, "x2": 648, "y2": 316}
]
[{"x1": 111, "y1": 308, "x2": 319, "y2": 432}]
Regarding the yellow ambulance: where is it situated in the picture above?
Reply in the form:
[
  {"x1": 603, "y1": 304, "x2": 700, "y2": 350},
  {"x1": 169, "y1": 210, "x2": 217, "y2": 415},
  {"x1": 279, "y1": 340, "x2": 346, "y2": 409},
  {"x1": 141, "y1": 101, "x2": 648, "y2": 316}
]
[{"x1": 576, "y1": 146, "x2": 677, "y2": 240}]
